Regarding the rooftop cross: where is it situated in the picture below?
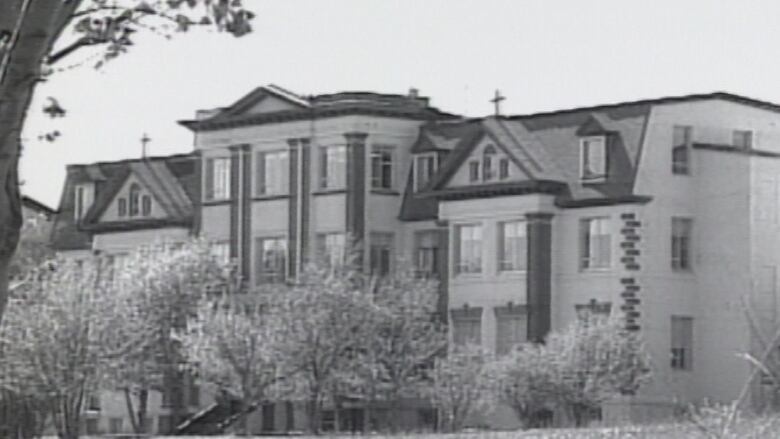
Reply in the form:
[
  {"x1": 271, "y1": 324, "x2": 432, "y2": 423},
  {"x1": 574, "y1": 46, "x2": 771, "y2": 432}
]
[
  {"x1": 490, "y1": 89, "x2": 506, "y2": 116},
  {"x1": 141, "y1": 133, "x2": 151, "y2": 158}
]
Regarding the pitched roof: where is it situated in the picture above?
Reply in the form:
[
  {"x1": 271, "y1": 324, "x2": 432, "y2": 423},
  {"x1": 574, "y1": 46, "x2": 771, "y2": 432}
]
[
  {"x1": 181, "y1": 85, "x2": 460, "y2": 132},
  {"x1": 50, "y1": 153, "x2": 197, "y2": 251}
]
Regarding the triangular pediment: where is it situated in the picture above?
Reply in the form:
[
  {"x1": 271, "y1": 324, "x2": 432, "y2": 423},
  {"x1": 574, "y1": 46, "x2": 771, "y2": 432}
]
[
  {"x1": 99, "y1": 173, "x2": 169, "y2": 223},
  {"x1": 219, "y1": 85, "x2": 310, "y2": 118},
  {"x1": 444, "y1": 135, "x2": 530, "y2": 188}
]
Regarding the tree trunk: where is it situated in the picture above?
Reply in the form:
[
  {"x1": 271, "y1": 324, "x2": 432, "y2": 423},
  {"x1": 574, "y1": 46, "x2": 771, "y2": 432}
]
[{"x1": 0, "y1": 0, "x2": 84, "y2": 326}]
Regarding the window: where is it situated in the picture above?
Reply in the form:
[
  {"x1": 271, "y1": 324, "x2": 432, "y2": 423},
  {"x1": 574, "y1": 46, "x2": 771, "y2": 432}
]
[
  {"x1": 256, "y1": 237, "x2": 287, "y2": 284},
  {"x1": 415, "y1": 154, "x2": 438, "y2": 191},
  {"x1": 495, "y1": 307, "x2": 527, "y2": 355},
  {"x1": 733, "y1": 130, "x2": 753, "y2": 149},
  {"x1": 118, "y1": 198, "x2": 127, "y2": 217},
  {"x1": 672, "y1": 125, "x2": 692, "y2": 175},
  {"x1": 262, "y1": 402, "x2": 276, "y2": 432},
  {"x1": 141, "y1": 195, "x2": 152, "y2": 216},
  {"x1": 468, "y1": 160, "x2": 479, "y2": 182},
  {"x1": 74, "y1": 185, "x2": 85, "y2": 220},
  {"x1": 371, "y1": 146, "x2": 394, "y2": 189},
  {"x1": 671, "y1": 217, "x2": 693, "y2": 271},
  {"x1": 85, "y1": 418, "x2": 100, "y2": 435},
  {"x1": 320, "y1": 146, "x2": 347, "y2": 189},
  {"x1": 210, "y1": 241, "x2": 231, "y2": 265},
  {"x1": 671, "y1": 316, "x2": 693, "y2": 370},
  {"x1": 580, "y1": 136, "x2": 607, "y2": 181},
  {"x1": 256, "y1": 150, "x2": 289, "y2": 195},
  {"x1": 370, "y1": 232, "x2": 393, "y2": 276},
  {"x1": 205, "y1": 157, "x2": 231, "y2": 200},
  {"x1": 317, "y1": 232, "x2": 346, "y2": 267},
  {"x1": 87, "y1": 394, "x2": 101, "y2": 411},
  {"x1": 482, "y1": 145, "x2": 496, "y2": 181},
  {"x1": 575, "y1": 300, "x2": 612, "y2": 323},
  {"x1": 109, "y1": 418, "x2": 123, "y2": 434},
  {"x1": 128, "y1": 183, "x2": 141, "y2": 216},
  {"x1": 451, "y1": 308, "x2": 482, "y2": 346},
  {"x1": 580, "y1": 217, "x2": 611, "y2": 270},
  {"x1": 499, "y1": 158, "x2": 510, "y2": 180},
  {"x1": 498, "y1": 220, "x2": 527, "y2": 272},
  {"x1": 454, "y1": 224, "x2": 482, "y2": 274},
  {"x1": 414, "y1": 230, "x2": 441, "y2": 278}
]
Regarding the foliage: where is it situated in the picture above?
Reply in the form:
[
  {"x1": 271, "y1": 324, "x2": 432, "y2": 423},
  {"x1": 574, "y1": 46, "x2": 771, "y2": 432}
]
[
  {"x1": 429, "y1": 344, "x2": 496, "y2": 433},
  {"x1": 8, "y1": 208, "x2": 53, "y2": 284},
  {"x1": 493, "y1": 314, "x2": 651, "y2": 428},
  {"x1": 0, "y1": 257, "x2": 115, "y2": 439},
  {"x1": 102, "y1": 239, "x2": 232, "y2": 434}
]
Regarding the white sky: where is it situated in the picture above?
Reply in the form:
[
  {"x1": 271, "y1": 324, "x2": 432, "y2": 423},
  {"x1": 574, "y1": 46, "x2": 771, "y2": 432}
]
[{"x1": 20, "y1": 0, "x2": 780, "y2": 208}]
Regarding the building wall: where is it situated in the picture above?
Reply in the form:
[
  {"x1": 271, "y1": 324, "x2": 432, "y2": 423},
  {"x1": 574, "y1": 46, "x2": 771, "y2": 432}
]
[{"x1": 91, "y1": 227, "x2": 191, "y2": 254}]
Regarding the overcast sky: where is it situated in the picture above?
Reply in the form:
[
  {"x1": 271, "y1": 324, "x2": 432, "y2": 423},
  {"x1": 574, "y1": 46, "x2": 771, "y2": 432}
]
[{"x1": 20, "y1": 0, "x2": 780, "y2": 207}]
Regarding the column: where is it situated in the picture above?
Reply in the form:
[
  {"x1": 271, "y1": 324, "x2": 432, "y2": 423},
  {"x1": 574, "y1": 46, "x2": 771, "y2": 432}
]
[
  {"x1": 344, "y1": 132, "x2": 368, "y2": 268},
  {"x1": 526, "y1": 212, "x2": 554, "y2": 343},
  {"x1": 240, "y1": 144, "x2": 252, "y2": 284},
  {"x1": 287, "y1": 138, "x2": 300, "y2": 279}
]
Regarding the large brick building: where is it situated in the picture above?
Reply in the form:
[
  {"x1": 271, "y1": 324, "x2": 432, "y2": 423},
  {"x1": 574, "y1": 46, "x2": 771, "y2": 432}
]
[{"x1": 51, "y1": 86, "x2": 780, "y2": 432}]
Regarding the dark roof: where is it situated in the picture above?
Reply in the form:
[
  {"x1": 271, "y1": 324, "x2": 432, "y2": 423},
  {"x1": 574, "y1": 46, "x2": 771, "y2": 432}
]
[
  {"x1": 50, "y1": 153, "x2": 198, "y2": 251},
  {"x1": 400, "y1": 99, "x2": 655, "y2": 220},
  {"x1": 21, "y1": 196, "x2": 56, "y2": 217},
  {"x1": 180, "y1": 85, "x2": 460, "y2": 132}
]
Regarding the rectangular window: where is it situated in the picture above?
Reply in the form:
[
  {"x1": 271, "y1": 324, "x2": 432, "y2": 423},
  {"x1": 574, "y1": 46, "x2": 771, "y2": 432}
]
[
  {"x1": 109, "y1": 418, "x2": 123, "y2": 434},
  {"x1": 580, "y1": 136, "x2": 607, "y2": 181},
  {"x1": 210, "y1": 241, "x2": 231, "y2": 265},
  {"x1": 369, "y1": 232, "x2": 393, "y2": 276},
  {"x1": 255, "y1": 237, "x2": 287, "y2": 284},
  {"x1": 498, "y1": 220, "x2": 527, "y2": 272},
  {"x1": 371, "y1": 146, "x2": 394, "y2": 190},
  {"x1": 320, "y1": 146, "x2": 347, "y2": 189},
  {"x1": 495, "y1": 309, "x2": 527, "y2": 355},
  {"x1": 468, "y1": 161, "x2": 479, "y2": 182},
  {"x1": 87, "y1": 394, "x2": 100, "y2": 411},
  {"x1": 85, "y1": 418, "x2": 100, "y2": 435},
  {"x1": 672, "y1": 125, "x2": 692, "y2": 175},
  {"x1": 74, "y1": 185, "x2": 85, "y2": 220},
  {"x1": 414, "y1": 230, "x2": 441, "y2": 278},
  {"x1": 671, "y1": 316, "x2": 693, "y2": 370},
  {"x1": 452, "y1": 315, "x2": 482, "y2": 346},
  {"x1": 316, "y1": 232, "x2": 346, "y2": 267},
  {"x1": 671, "y1": 217, "x2": 693, "y2": 271},
  {"x1": 415, "y1": 154, "x2": 438, "y2": 191},
  {"x1": 117, "y1": 198, "x2": 127, "y2": 217},
  {"x1": 141, "y1": 195, "x2": 152, "y2": 216},
  {"x1": 499, "y1": 158, "x2": 510, "y2": 180},
  {"x1": 580, "y1": 217, "x2": 611, "y2": 270},
  {"x1": 733, "y1": 130, "x2": 753, "y2": 149},
  {"x1": 455, "y1": 224, "x2": 482, "y2": 274},
  {"x1": 262, "y1": 402, "x2": 276, "y2": 432},
  {"x1": 256, "y1": 150, "x2": 289, "y2": 195},
  {"x1": 205, "y1": 157, "x2": 231, "y2": 201}
]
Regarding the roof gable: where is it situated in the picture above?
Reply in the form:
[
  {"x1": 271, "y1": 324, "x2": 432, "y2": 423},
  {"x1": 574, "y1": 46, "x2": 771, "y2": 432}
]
[
  {"x1": 444, "y1": 134, "x2": 531, "y2": 188},
  {"x1": 216, "y1": 85, "x2": 310, "y2": 119},
  {"x1": 99, "y1": 173, "x2": 169, "y2": 222}
]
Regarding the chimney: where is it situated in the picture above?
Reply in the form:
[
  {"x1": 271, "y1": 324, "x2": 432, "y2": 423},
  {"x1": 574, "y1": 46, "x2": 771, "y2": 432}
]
[{"x1": 408, "y1": 87, "x2": 419, "y2": 99}]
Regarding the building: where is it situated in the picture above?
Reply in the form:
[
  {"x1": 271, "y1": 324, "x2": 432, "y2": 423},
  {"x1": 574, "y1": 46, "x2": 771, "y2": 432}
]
[{"x1": 52, "y1": 86, "x2": 780, "y2": 431}]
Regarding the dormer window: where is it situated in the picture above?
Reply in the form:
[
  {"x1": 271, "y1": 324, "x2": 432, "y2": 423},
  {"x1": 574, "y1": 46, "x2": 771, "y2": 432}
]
[
  {"x1": 482, "y1": 145, "x2": 496, "y2": 181},
  {"x1": 118, "y1": 199, "x2": 127, "y2": 217},
  {"x1": 580, "y1": 136, "x2": 607, "y2": 181},
  {"x1": 414, "y1": 153, "x2": 438, "y2": 191},
  {"x1": 468, "y1": 161, "x2": 479, "y2": 182},
  {"x1": 129, "y1": 184, "x2": 141, "y2": 216},
  {"x1": 73, "y1": 183, "x2": 94, "y2": 221}
]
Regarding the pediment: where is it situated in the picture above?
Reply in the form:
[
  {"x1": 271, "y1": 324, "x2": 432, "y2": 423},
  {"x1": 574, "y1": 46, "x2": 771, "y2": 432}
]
[
  {"x1": 445, "y1": 135, "x2": 530, "y2": 188},
  {"x1": 219, "y1": 85, "x2": 310, "y2": 118},
  {"x1": 99, "y1": 174, "x2": 168, "y2": 223}
]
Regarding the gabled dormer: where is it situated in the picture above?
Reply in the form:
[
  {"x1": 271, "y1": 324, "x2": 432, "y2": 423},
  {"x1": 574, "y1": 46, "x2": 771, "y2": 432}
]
[
  {"x1": 446, "y1": 136, "x2": 528, "y2": 188},
  {"x1": 576, "y1": 114, "x2": 616, "y2": 184},
  {"x1": 100, "y1": 175, "x2": 162, "y2": 222}
]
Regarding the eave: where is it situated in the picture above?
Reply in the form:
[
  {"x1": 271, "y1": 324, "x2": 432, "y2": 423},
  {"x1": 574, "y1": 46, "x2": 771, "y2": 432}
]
[{"x1": 423, "y1": 180, "x2": 567, "y2": 201}]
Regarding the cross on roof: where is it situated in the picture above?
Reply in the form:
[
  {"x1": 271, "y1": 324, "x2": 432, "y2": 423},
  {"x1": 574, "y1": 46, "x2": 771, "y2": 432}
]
[
  {"x1": 490, "y1": 89, "x2": 506, "y2": 116},
  {"x1": 141, "y1": 133, "x2": 151, "y2": 158}
]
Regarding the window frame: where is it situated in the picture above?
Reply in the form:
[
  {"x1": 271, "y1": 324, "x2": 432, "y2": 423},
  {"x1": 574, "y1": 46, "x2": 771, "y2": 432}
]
[
  {"x1": 74, "y1": 184, "x2": 86, "y2": 220},
  {"x1": 498, "y1": 220, "x2": 527, "y2": 272},
  {"x1": 371, "y1": 145, "x2": 395, "y2": 190},
  {"x1": 255, "y1": 149, "x2": 290, "y2": 196},
  {"x1": 414, "y1": 230, "x2": 441, "y2": 278},
  {"x1": 129, "y1": 183, "x2": 141, "y2": 217},
  {"x1": 671, "y1": 217, "x2": 693, "y2": 271},
  {"x1": 454, "y1": 223, "x2": 483, "y2": 275},
  {"x1": 468, "y1": 160, "x2": 480, "y2": 183},
  {"x1": 414, "y1": 153, "x2": 438, "y2": 191},
  {"x1": 579, "y1": 217, "x2": 611, "y2": 271},
  {"x1": 579, "y1": 136, "x2": 608, "y2": 182},
  {"x1": 369, "y1": 232, "x2": 394, "y2": 276},
  {"x1": 671, "y1": 125, "x2": 692, "y2": 175},
  {"x1": 319, "y1": 145, "x2": 347, "y2": 189},
  {"x1": 499, "y1": 157, "x2": 510, "y2": 180},
  {"x1": 255, "y1": 236, "x2": 288, "y2": 285},
  {"x1": 316, "y1": 232, "x2": 347, "y2": 267},
  {"x1": 494, "y1": 306, "x2": 527, "y2": 355},
  {"x1": 451, "y1": 309, "x2": 483, "y2": 347},
  {"x1": 671, "y1": 315, "x2": 693, "y2": 371},
  {"x1": 205, "y1": 156, "x2": 231, "y2": 201}
]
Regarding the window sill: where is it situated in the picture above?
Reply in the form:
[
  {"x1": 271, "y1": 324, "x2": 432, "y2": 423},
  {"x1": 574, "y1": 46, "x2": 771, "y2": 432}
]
[
  {"x1": 202, "y1": 198, "x2": 232, "y2": 206},
  {"x1": 579, "y1": 267, "x2": 612, "y2": 274},
  {"x1": 252, "y1": 194, "x2": 291, "y2": 201},
  {"x1": 370, "y1": 188, "x2": 400, "y2": 196},
  {"x1": 580, "y1": 176, "x2": 607, "y2": 184},
  {"x1": 313, "y1": 188, "x2": 347, "y2": 196}
]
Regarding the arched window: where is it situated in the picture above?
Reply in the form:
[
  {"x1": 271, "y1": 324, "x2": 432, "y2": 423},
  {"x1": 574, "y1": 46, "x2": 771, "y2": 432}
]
[
  {"x1": 141, "y1": 195, "x2": 152, "y2": 216},
  {"x1": 482, "y1": 144, "x2": 497, "y2": 181},
  {"x1": 129, "y1": 183, "x2": 140, "y2": 217}
]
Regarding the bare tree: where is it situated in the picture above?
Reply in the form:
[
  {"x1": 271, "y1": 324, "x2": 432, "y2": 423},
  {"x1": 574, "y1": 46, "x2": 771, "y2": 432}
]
[{"x1": 0, "y1": 0, "x2": 255, "y2": 325}]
